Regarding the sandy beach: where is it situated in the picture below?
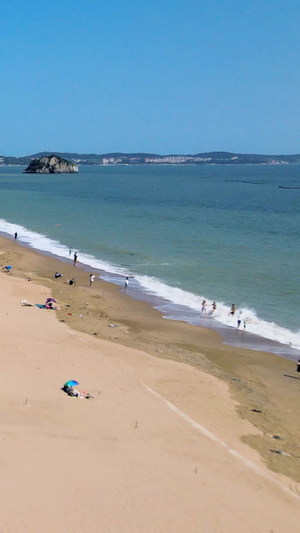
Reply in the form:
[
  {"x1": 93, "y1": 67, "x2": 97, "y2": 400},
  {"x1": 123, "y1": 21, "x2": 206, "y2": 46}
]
[{"x1": 0, "y1": 235, "x2": 300, "y2": 532}]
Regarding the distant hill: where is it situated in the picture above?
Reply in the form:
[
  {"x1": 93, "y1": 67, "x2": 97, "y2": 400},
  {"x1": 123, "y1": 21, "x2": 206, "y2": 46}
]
[{"x1": 1, "y1": 151, "x2": 300, "y2": 166}]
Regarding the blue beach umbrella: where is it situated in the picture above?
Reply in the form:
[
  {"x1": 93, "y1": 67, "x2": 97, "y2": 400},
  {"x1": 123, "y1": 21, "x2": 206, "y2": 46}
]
[{"x1": 64, "y1": 380, "x2": 79, "y2": 387}]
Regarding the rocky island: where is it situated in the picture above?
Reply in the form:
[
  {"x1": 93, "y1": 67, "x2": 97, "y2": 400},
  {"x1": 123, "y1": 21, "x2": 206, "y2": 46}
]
[{"x1": 23, "y1": 155, "x2": 78, "y2": 174}]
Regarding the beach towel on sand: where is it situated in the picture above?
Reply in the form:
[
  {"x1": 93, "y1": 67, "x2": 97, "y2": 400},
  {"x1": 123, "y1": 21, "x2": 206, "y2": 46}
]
[{"x1": 35, "y1": 304, "x2": 47, "y2": 309}]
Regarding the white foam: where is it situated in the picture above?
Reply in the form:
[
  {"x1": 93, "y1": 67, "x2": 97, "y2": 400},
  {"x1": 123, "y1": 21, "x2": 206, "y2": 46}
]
[{"x1": 0, "y1": 219, "x2": 127, "y2": 275}]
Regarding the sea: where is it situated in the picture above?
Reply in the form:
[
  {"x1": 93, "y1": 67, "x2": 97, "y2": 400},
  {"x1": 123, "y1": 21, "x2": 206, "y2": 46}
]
[{"x1": 0, "y1": 164, "x2": 299, "y2": 360}]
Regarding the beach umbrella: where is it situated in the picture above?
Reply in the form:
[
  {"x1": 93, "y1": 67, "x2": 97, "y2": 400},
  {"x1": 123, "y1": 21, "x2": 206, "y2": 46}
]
[
  {"x1": 46, "y1": 298, "x2": 56, "y2": 303},
  {"x1": 64, "y1": 380, "x2": 79, "y2": 387}
]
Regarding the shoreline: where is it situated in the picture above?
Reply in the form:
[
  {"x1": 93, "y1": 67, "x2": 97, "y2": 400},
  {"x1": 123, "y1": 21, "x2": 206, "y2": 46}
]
[
  {"x1": 0, "y1": 234, "x2": 300, "y2": 484},
  {"x1": 2, "y1": 229, "x2": 299, "y2": 361}
]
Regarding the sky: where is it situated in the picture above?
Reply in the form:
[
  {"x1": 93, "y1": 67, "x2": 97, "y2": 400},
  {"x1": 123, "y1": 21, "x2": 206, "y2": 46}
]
[{"x1": 1, "y1": 0, "x2": 300, "y2": 156}]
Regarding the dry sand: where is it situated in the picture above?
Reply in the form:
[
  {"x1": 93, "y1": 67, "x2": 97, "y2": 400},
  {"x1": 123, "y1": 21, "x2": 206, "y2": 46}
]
[{"x1": 0, "y1": 237, "x2": 300, "y2": 532}]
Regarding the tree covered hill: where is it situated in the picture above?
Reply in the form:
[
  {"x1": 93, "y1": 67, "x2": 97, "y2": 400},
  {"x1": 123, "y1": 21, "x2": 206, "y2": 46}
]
[{"x1": 1, "y1": 151, "x2": 300, "y2": 166}]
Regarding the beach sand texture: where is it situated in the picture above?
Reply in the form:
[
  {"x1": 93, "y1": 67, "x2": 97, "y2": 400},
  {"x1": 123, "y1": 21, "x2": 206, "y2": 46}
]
[{"x1": 0, "y1": 237, "x2": 300, "y2": 532}]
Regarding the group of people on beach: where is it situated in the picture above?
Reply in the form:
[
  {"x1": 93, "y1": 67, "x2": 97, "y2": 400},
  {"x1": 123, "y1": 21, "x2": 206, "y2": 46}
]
[
  {"x1": 62, "y1": 383, "x2": 93, "y2": 399},
  {"x1": 68, "y1": 247, "x2": 78, "y2": 266},
  {"x1": 229, "y1": 305, "x2": 247, "y2": 330},
  {"x1": 237, "y1": 311, "x2": 247, "y2": 330},
  {"x1": 54, "y1": 272, "x2": 76, "y2": 285},
  {"x1": 53, "y1": 268, "x2": 131, "y2": 291},
  {"x1": 201, "y1": 300, "x2": 217, "y2": 314},
  {"x1": 201, "y1": 300, "x2": 247, "y2": 330}
]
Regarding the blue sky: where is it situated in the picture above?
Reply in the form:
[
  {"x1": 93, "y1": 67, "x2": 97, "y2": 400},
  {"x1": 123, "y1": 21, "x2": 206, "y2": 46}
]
[{"x1": 1, "y1": 0, "x2": 300, "y2": 155}]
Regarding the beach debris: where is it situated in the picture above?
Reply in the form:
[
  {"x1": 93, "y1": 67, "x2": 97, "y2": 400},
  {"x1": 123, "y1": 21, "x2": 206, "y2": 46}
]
[
  {"x1": 109, "y1": 324, "x2": 118, "y2": 328},
  {"x1": 268, "y1": 434, "x2": 283, "y2": 440},
  {"x1": 270, "y1": 449, "x2": 291, "y2": 457},
  {"x1": 251, "y1": 409, "x2": 262, "y2": 413},
  {"x1": 20, "y1": 299, "x2": 34, "y2": 306},
  {"x1": 93, "y1": 332, "x2": 98, "y2": 335}
]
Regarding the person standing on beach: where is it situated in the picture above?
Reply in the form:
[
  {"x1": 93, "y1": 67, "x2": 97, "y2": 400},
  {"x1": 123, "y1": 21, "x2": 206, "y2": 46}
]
[
  {"x1": 124, "y1": 276, "x2": 129, "y2": 291},
  {"x1": 237, "y1": 311, "x2": 242, "y2": 328},
  {"x1": 90, "y1": 274, "x2": 95, "y2": 286},
  {"x1": 73, "y1": 251, "x2": 78, "y2": 266},
  {"x1": 297, "y1": 359, "x2": 300, "y2": 376}
]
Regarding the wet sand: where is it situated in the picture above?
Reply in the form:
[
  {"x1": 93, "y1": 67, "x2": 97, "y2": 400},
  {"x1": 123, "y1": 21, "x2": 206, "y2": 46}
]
[{"x1": 0, "y1": 235, "x2": 300, "y2": 531}]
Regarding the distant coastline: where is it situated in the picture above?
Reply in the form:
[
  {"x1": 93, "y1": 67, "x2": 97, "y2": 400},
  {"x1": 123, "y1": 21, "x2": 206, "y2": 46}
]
[{"x1": 1, "y1": 150, "x2": 300, "y2": 167}]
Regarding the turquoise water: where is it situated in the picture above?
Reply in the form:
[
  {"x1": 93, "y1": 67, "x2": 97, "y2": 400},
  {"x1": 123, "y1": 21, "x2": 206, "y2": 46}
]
[{"x1": 0, "y1": 164, "x2": 299, "y2": 351}]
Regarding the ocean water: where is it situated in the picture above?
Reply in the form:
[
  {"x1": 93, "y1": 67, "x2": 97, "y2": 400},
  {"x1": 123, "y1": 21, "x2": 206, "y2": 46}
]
[{"x1": 0, "y1": 164, "x2": 299, "y2": 356}]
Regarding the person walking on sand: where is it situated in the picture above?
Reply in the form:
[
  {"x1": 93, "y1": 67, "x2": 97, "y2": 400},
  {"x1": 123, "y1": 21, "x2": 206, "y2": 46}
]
[
  {"x1": 73, "y1": 251, "x2": 78, "y2": 266},
  {"x1": 124, "y1": 276, "x2": 129, "y2": 291},
  {"x1": 89, "y1": 274, "x2": 95, "y2": 286}
]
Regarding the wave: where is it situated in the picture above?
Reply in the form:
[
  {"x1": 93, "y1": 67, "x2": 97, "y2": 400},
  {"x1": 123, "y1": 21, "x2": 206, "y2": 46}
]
[
  {"x1": 1, "y1": 218, "x2": 299, "y2": 351},
  {"x1": 132, "y1": 275, "x2": 300, "y2": 350},
  {"x1": 0, "y1": 218, "x2": 128, "y2": 275}
]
